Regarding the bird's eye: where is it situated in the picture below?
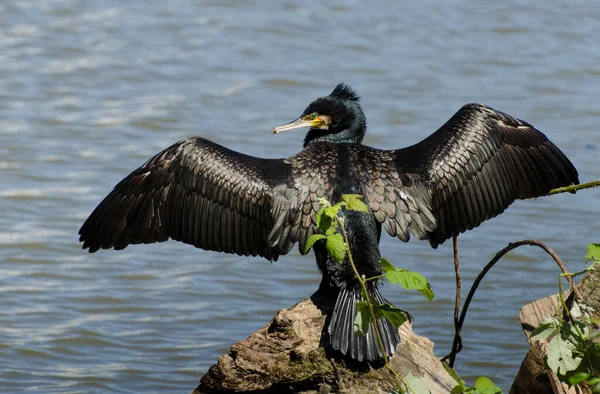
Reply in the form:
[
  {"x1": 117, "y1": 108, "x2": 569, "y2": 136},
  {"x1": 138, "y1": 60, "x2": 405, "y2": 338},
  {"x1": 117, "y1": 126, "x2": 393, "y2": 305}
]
[{"x1": 310, "y1": 112, "x2": 318, "y2": 120}]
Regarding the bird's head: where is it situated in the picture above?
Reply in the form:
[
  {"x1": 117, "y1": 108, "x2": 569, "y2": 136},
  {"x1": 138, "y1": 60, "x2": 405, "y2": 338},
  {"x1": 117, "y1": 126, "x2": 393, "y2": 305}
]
[{"x1": 273, "y1": 83, "x2": 366, "y2": 148}]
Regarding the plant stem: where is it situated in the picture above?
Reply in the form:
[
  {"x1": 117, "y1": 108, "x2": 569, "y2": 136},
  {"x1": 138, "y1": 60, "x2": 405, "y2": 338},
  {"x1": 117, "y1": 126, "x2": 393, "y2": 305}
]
[
  {"x1": 364, "y1": 274, "x2": 386, "y2": 283},
  {"x1": 558, "y1": 273, "x2": 585, "y2": 338},
  {"x1": 546, "y1": 180, "x2": 600, "y2": 196},
  {"x1": 336, "y1": 216, "x2": 414, "y2": 392},
  {"x1": 449, "y1": 235, "x2": 462, "y2": 368},
  {"x1": 336, "y1": 217, "x2": 389, "y2": 366}
]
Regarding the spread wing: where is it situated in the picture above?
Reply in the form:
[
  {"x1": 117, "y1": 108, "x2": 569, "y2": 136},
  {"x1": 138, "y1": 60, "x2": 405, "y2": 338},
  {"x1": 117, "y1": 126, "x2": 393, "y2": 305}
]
[
  {"x1": 364, "y1": 103, "x2": 579, "y2": 247},
  {"x1": 79, "y1": 137, "x2": 330, "y2": 260}
]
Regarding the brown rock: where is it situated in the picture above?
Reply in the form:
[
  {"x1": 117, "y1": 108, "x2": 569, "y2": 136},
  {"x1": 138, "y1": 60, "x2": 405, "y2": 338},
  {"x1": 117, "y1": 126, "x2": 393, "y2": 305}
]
[{"x1": 193, "y1": 292, "x2": 456, "y2": 394}]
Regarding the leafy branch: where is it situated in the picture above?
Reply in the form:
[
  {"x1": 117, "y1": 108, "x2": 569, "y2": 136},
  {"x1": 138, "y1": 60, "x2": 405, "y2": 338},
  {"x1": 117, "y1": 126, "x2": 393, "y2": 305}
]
[
  {"x1": 442, "y1": 364, "x2": 503, "y2": 394},
  {"x1": 305, "y1": 194, "x2": 434, "y2": 394},
  {"x1": 529, "y1": 243, "x2": 600, "y2": 393}
]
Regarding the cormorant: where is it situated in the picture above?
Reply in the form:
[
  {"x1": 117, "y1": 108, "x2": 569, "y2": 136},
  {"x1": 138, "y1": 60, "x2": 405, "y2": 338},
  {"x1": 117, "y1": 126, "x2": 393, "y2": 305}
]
[{"x1": 79, "y1": 83, "x2": 579, "y2": 363}]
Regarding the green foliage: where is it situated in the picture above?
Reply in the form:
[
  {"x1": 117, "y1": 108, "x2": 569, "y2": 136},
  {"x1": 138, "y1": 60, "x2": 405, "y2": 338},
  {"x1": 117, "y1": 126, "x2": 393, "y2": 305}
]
[
  {"x1": 443, "y1": 363, "x2": 465, "y2": 392},
  {"x1": 547, "y1": 334, "x2": 581, "y2": 375},
  {"x1": 585, "y1": 243, "x2": 600, "y2": 263},
  {"x1": 444, "y1": 364, "x2": 502, "y2": 394},
  {"x1": 304, "y1": 234, "x2": 327, "y2": 253},
  {"x1": 528, "y1": 243, "x2": 600, "y2": 392},
  {"x1": 472, "y1": 377, "x2": 502, "y2": 394},
  {"x1": 354, "y1": 301, "x2": 370, "y2": 337},
  {"x1": 418, "y1": 284, "x2": 435, "y2": 302},
  {"x1": 342, "y1": 193, "x2": 370, "y2": 212},
  {"x1": 380, "y1": 257, "x2": 435, "y2": 301},
  {"x1": 306, "y1": 199, "x2": 346, "y2": 258},
  {"x1": 309, "y1": 196, "x2": 432, "y2": 394},
  {"x1": 325, "y1": 233, "x2": 346, "y2": 262},
  {"x1": 306, "y1": 194, "x2": 369, "y2": 258},
  {"x1": 530, "y1": 316, "x2": 559, "y2": 341},
  {"x1": 568, "y1": 373, "x2": 600, "y2": 393},
  {"x1": 375, "y1": 303, "x2": 409, "y2": 328}
]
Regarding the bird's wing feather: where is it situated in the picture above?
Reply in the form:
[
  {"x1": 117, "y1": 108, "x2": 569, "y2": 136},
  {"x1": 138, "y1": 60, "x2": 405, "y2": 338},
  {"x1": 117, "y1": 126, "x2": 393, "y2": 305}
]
[
  {"x1": 353, "y1": 145, "x2": 436, "y2": 243},
  {"x1": 79, "y1": 137, "x2": 315, "y2": 260},
  {"x1": 283, "y1": 143, "x2": 343, "y2": 254},
  {"x1": 391, "y1": 103, "x2": 579, "y2": 247}
]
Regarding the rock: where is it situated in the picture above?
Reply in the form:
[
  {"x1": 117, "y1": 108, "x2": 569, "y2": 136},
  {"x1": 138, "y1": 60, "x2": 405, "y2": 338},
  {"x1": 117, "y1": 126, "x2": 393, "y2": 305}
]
[
  {"x1": 193, "y1": 292, "x2": 456, "y2": 394},
  {"x1": 510, "y1": 264, "x2": 600, "y2": 394}
]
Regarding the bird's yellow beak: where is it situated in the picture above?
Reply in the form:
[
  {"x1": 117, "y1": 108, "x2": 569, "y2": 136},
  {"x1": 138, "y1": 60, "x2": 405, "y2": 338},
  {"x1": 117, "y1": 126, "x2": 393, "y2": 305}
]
[{"x1": 273, "y1": 115, "x2": 324, "y2": 134}]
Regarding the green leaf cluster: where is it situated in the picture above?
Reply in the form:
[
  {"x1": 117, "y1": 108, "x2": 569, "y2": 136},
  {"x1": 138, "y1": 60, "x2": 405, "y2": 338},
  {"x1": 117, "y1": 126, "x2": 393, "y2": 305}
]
[
  {"x1": 585, "y1": 243, "x2": 600, "y2": 264},
  {"x1": 305, "y1": 196, "x2": 436, "y2": 394},
  {"x1": 531, "y1": 311, "x2": 600, "y2": 391},
  {"x1": 528, "y1": 244, "x2": 600, "y2": 393},
  {"x1": 353, "y1": 298, "x2": 409, "y2": 338},
  {"x1": 444, "y1": 364, "x2": 502, "y2": 394},
  {"x1": 305, "y1": 194, "x2": 370, "y2": 262}
]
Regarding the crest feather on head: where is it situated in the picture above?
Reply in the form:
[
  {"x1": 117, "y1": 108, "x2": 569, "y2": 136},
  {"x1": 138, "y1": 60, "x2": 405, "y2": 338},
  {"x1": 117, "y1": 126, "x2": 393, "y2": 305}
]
[{"x1": 329, "y1": 83, "x2": 360, "y2": 102}]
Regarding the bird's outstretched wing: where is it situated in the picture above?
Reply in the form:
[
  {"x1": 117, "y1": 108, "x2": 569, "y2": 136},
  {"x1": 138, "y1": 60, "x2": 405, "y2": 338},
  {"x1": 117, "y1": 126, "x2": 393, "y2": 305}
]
[
  {"x1": 79, "y1": 137, "x2": 321, "y2": 260},
  {"x1": 367, "y1": 103, "x2": 579, "y2": 247}
]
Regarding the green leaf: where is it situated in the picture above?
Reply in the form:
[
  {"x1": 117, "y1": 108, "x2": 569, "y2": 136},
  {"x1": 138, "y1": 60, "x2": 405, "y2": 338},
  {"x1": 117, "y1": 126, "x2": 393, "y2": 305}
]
[
  {"x1": 567, "y1": 372, "x2": 591, "y2": 386},
  {"x1": 570, "y1": 320, "x2": 590, "y2": 340},
  {"x1": 530, "y1": 321, "x2": 559, "y2": 341},
  {"x1": 589, "y1": 377, "x2": 600, "y2": 384},
  {"x1": 385, "y1": 267, "x2": 408, "y2": 283},
  {"x1": 341, "y1": 194, "x2": 362, "y2": 203},
  {"x1": 315, "y1": 209, "x2": 334, "y2": 234},
  {"x1": 450, "y1": 386, "x2": 466, "y2": 394},
  {"x1": 443, "y1": 363, "x2": 466, "y2": 389},
  {"x1": 325, "y1": 233, "x2": 346, "y2": 262},
  {"x1": 368, "y1": 295, "x2": 384, "y2": 319},
  {"x1": 405, "y1": 372, "x2": 431, "y2": 394},
  {"x1": 324, "y1": 205, "x2": 341, "y2": 219},
  {"x1": 589, "y1": 376, "x2": 600, "y2": 388},
  {"x1": 304, "y1": 234, "x2": 327, "y2": 254},
  {"x1": 342, "y1": 194, "x2": 370, "y2": 213},
  {"x1": 546, "y1": 334, "x2": 582, "y2": 375},
  {"x1": 379, "y1": 257, "x2": 395, "y2": 273},
  {"x1": 375, "y1": 303, "x2": 408, "y2": 328},
  {"x1": 386, "y1": 269, "x2": 428, "y2": 290},
  {"x1": 585, "y1": 243, "x2": 600, "y2": 263},
  {"x1": 383, "y1": 265, "x2": 434, "y2": 299},
  {"x1": 418, "y1": 282, "x2": 435, "y2": 302},
  {"x1": 354, "y1": 301, "x2": 370, "y2": 337},
  {"x1": 473, "y1": 376, "x2": 502, "y2": 394}
]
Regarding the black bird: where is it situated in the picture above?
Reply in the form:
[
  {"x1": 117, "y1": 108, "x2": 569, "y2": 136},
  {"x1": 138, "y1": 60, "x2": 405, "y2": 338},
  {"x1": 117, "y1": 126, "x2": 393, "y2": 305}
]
[{"x1": 79, "y1": 83, "x2": 579, "y2": 362}]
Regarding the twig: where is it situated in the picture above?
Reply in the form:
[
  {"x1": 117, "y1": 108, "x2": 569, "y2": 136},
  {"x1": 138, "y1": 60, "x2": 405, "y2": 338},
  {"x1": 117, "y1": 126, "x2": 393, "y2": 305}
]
[
  {"x1": 448, "y1": 235, "x2": 462, "y2": 368},
  {"x1": 442, "y1": 239, "x2": 578, "y2": 363},
  {"x1": 522, "y1": 180, "x2": 599, "y2": 200},
  {"x1": 441, "y1": 181, "x2": 598, "y2": 364},
  {"x1": 546, "y1": 180, "x2": 600, "y2": 196}
]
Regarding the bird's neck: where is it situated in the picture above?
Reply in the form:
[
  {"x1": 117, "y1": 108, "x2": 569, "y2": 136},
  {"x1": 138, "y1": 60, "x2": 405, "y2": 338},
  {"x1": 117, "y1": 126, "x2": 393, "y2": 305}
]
[{"x1": 303, "y1": 122, "x2": 365, "y2": 148}]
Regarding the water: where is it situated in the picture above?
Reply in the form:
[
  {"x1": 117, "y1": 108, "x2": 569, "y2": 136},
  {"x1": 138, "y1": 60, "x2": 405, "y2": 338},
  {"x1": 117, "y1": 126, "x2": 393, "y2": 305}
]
[{"x1": 2, "y1": 1, "x2": 599, "y2": 392}]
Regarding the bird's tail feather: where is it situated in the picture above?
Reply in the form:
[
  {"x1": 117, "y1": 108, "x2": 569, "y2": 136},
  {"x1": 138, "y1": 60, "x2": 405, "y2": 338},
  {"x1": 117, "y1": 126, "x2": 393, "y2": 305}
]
[{"x1": 328, "y1": 286, "x2": 400, "y2": 362}]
